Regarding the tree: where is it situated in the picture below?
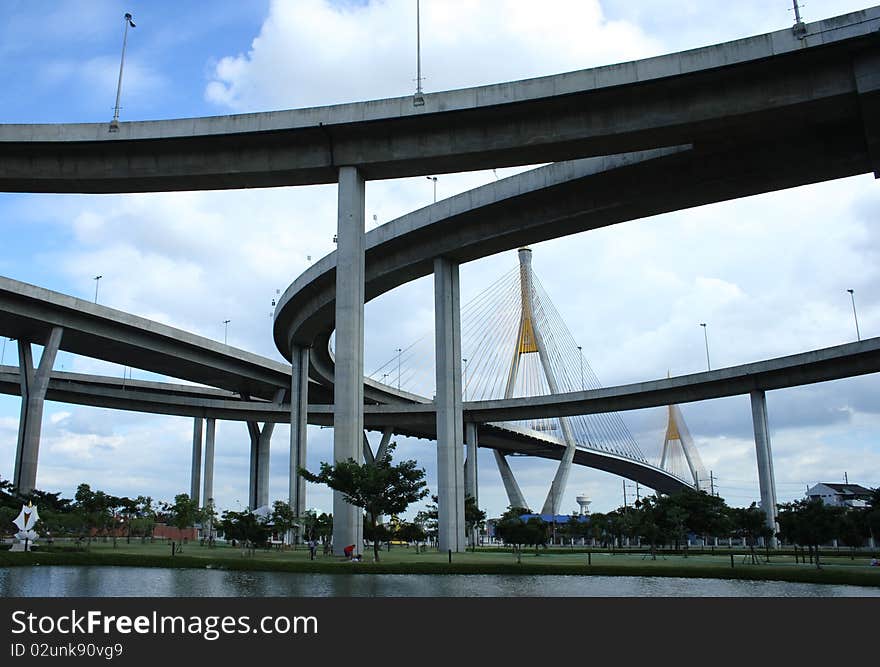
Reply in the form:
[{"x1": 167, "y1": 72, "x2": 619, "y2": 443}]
[
  {"x1": 776, "y1": 499, "x2": 842, "y2": 568},
  {"x1": 494, "y1": 506, "x2": 549, "y2": 554},
  {"x1": 300, "y1": 442, "x2": 429, "y2": 562},
  {"x1": 465, "y1": 495, "x2": 486, "y2": 548},
  {"x1": 220, "y1": 509, "x2": 270, "y2": 552},
  {"x1": 165, "y1": 493, "x2": 201, "y2": 552},
  {"x1": 271, "y1": 500, "x2": 296, "y2": 545}
]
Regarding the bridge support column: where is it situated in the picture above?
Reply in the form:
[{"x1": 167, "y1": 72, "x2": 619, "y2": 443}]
[
  {"x1": 248, "y1": 388, "x2": 286, "y2": 510},
  {"x1": 289, "y1": 345, "x2": 309, "y2": 543},
  {"x1": 464, "y1": 423, "x2": 479, "y2": 504},
  {"x1": 465, "y1": 422, "x2": 479, "y2": 546},
  {"x1": 750, "y1": 389, "x2": 778, "y2": 547},
  {"x1": 190, "y1": 418, "x2": 203, "y2": 506},
  {"x1": 203, "y1": 418, "x2": 216, "y2": 508},
  {"x1": 13, "y1": 327, "x2": 63, "y2": 494},
  {"x1": 333, "y1": 165, "x2": 366, "y2": 555},
  {"x1": 494, "y1": 451, "x2": 529, "y2": 510},
  {"x1": 434, "y1": 256, "x2": 465, "y2": 553}
]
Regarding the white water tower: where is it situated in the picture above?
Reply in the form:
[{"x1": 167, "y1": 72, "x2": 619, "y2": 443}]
[{"x1": 576, "y1": 493, "x2": 591, "y2": 516}]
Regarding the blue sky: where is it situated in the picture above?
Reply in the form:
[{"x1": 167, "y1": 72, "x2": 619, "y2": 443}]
[{"x1": 1, "y1": 0, "x2": 878, "y2": 518}]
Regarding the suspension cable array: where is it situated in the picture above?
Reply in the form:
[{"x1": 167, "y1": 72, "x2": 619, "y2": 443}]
[{"x1": 368, "y1": 248, "x2": 647, "y2": 464}]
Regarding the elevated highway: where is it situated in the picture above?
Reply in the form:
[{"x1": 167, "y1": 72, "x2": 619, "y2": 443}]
[{"x1": 0, "y1": 9, "x2": 878, "y2": 192}]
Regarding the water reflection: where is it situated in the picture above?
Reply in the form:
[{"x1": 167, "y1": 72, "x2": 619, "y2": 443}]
[{"x1": 0, "y1": 567, "x2": 877, "y2": 597}]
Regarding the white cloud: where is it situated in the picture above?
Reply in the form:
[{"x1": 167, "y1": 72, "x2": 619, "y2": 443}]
[{"x1": 205, "y1": 0, "x2": 662, "y2": 112}]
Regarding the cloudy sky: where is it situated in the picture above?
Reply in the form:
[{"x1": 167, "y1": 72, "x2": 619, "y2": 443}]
[{"x1": 1, "y1": 0, "x2": 878, "y2": 520}]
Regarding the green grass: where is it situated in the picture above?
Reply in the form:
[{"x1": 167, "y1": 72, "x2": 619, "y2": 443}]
[{"x1": 2, "y1": 540, "x2": 879, "y2": 587}]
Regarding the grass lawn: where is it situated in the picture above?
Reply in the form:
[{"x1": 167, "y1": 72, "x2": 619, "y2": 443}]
[{"x1": 2, "y1": 539, "x2": 879, "y2": 587}]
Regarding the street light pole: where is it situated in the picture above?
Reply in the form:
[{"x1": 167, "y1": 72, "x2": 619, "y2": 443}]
[
  {"x1": 93, "y1": 275, "x2": 102, "y2": 304},
  {"x1": 413, "y1": 0, "x2": 424, "y2": 105},
  {"x1": 577, "y1": 345, "x2": 583, "y2": 390},
  {"x1": 426, "y1": 176, "x2": 437, "y2": 203},
  {"x1": 397, "y1": 348, "x2": 403, "y2": 391},
  {"x1": 110, "y1": 13, "x2": 136, "y2": 131},
  {"x1": 462, "y1": 358, "x2": 468, "y2": 401},
  {"x1": 223, "y1": 320, "x2": 231, "y2": 345},
  {"x1": 846, "y1": 289, "x2": 861, "y2": 341},
  {"x1": 699, "y1": 323, "x2": 710, "y2": 371}
]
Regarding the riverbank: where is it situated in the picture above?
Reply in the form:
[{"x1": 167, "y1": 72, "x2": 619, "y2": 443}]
[{"x1": 2, "y1": 542, "x2": 879, "y2": 588}]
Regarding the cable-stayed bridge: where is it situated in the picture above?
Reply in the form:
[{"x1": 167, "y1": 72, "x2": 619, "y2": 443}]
[{"x1": 366, "y1": 247, "x2": 697, "y2": 514}]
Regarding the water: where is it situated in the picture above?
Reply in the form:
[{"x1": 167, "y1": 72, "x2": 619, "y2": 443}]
[{"x1": 1, "y1": 566, "x2": 877, "y2": 597}]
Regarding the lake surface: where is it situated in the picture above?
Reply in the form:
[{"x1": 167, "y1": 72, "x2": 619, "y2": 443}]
[{"x1": 1, "y1": 566, "x2": 877, "y2": 597}]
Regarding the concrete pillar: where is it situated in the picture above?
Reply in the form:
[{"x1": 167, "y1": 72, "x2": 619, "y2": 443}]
[
  {"x1": 289, "y1": 345, "x2": 309, "y2": 536},
  {"x1": 246, "y1": 388, "x2": 285, "y2": 510},
  {"x1": 13, "y1": 327, "x2": 63, "y2": 494},
  {"x1": 750, "y1": 389, "x2": 778, "y2": 547},
  {"x1": 376, "y1": 427, "x2": 393, "y2": 461},
  {"x1": 247, "y1": 420, "x2": 261, "y2": 509},
  {"x1": 464, "y1": 423, "x2": 479, "y2": 504},
  {"x1": 190, "y1": 417, "x2": 203, "y2": 506},
  {"x1": 434, "y1": 256, "x2": 465, "y2": 553},
  {"x1": 333, "y1": 165, "x2": 366, "y2": 555},
  {"x1": 203, "y1": 418, "x2": 216, "y2": 507},
  {"x1": 465, "y1": 422, "x2": 479, "y2": 546},
  {"x1": 494, "y1": 450, "x2": 529, "y2": 510}
]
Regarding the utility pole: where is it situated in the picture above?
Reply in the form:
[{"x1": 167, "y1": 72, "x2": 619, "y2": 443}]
[{"x1": 710, "y1": 470, "x2": 716, "y2": 496}]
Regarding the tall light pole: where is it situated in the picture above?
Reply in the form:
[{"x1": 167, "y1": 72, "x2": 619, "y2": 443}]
[
  {"x1": 397, "y1": 347, "x2": 403, "y2": 390},
  {"x1": 699, "y1": 323, "x2": 710, "y2": 371},
  {"x1": 110, "y1": 12, "x2": 136, "y2": 132},
  {"x1": 462, "y1": 358, "x2": 468, "y2": 401},
  {"x1": 93, "y1": 275, "x2": 103, "y2": 303},
  {"x1": 846, "y1": 289, "x2": 861, "y2": 341},
  {"x1": 413, "y1": 0, "x2": 424, "y2": 106},
  {"x1": 426, "y1": 176, "x2": 437, "y2": 203},
  {"x1": 577, "y1": 345, "x2": 584, "y2": 390},
  {"x1": 223, "y1": 320, "x2": 231, "y2": 345}
]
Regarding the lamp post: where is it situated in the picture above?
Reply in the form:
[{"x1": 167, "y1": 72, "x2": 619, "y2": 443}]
[
  {"x1": 577, "y1": 345, "x2": 584, "y2": 390},
  {"x1": 413, "y1": 0, "x2": 425, "y2": 105},
  {"x1": 110, "y1": 13, "x2": 136, "y2": 131},
  {"x1": 426, "y1": 176, "x2": 437, "y2": 203},
  {"x1": 223, "y1": 320, "x2": 231, "y2": 345},
  {"x1": 397, "y1": 348, "x2": 403, "y2": 390},
  {"x1": 462, "y1": 358, "x2": 468, "y2": 401},
  {"x1": 93, "y1": 275, "x2": 103, "y2": 304},
  {"x1": 699, "y1": 323, "x2": 710, "y2": 371},
  {"x1": 846, "y1": 289, "x2": 861, "y2": 341}
]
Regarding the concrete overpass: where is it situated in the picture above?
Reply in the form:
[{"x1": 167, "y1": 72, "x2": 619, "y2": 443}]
[
  {"x1": 1, "y1": 8, "x2": 878, "y2": 192},
  {"x1": 4, "y1": 8, "x2": 880, "y2": 551}
]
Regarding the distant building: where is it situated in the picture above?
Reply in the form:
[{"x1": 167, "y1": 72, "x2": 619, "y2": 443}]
[{"x1": 806, "y1": 483, "x2": 873, "y2": 509}]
